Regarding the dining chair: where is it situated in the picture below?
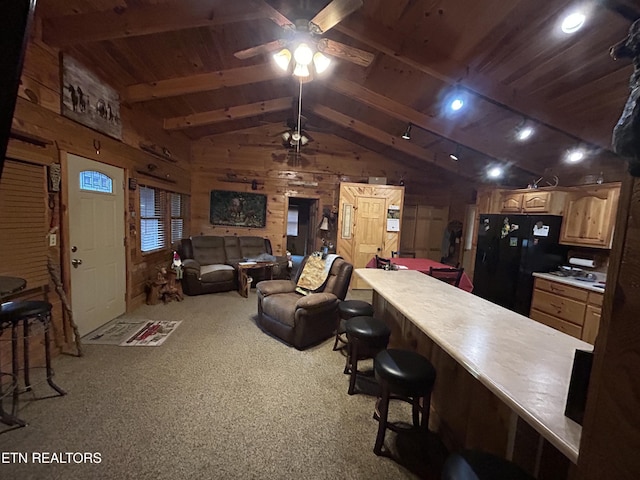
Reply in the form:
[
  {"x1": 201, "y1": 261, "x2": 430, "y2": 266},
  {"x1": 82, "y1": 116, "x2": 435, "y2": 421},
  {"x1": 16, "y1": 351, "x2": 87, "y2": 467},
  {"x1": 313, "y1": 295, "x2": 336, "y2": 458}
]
[
  {"x1": 428, "y1": 267, "x2": 464, "y2": 287},
  {"x1": 375, "y1": 255, "x2": 391, "y2": 269},
  {"x1": 391, "y1": 251, "x2": 416, "y2": 258}
]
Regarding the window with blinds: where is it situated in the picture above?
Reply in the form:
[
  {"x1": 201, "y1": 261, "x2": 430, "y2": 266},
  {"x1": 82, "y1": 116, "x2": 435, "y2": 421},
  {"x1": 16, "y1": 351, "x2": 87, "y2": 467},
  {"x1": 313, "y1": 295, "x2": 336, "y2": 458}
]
[
  {"x1": 170, "y1": 193, "x2": 183, "y2": 244},
  {"x1": 0, "y1": 159, "x2": 48, "y2": 288},
  {"x1": 140, "y1": 186, "x2": 187, "y2": 253}
]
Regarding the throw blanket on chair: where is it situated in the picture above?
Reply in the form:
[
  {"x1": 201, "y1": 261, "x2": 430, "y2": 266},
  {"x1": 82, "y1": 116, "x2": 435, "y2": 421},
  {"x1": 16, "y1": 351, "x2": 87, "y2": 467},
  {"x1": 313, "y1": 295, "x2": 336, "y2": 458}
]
[{"x1": 295, "y1": 254, "x2": 341, "y2": 295}]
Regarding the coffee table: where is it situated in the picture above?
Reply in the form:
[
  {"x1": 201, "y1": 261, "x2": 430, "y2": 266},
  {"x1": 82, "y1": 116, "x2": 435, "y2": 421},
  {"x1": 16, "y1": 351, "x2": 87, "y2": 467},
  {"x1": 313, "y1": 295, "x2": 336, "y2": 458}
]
[{"x1": 237, "y1": 262, "x2": 276, "y2": 298}]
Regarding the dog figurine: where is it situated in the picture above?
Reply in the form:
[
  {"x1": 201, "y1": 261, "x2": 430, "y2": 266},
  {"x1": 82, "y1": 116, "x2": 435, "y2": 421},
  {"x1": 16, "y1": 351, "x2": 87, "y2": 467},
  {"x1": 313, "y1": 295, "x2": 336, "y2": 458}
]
[{"x1": 611, "y1": 19, "x2": 640, "y2": 176}]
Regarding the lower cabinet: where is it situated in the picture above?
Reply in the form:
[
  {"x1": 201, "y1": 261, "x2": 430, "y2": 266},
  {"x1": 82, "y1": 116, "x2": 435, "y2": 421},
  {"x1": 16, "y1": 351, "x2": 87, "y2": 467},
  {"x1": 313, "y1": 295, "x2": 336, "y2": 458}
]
[{"x1": 530, "y1": 277, "x2": 603, "y2": 344}]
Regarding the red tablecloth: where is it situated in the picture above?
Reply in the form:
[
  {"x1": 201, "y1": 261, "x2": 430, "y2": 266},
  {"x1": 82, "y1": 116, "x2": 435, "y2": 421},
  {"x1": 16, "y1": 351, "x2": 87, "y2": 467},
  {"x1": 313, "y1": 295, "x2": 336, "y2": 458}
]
[{"x1": 365, "y1": 257, "x2": 473, "y2": 293}]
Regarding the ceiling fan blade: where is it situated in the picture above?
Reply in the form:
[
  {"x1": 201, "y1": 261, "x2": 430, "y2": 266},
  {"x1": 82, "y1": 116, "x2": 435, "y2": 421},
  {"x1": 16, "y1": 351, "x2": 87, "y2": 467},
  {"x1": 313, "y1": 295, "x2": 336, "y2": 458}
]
[
  {"x1": 309, "y1": 0, "x2": 363, "y2": 34},
  {"x1": 253, "y1": 0, "x2": 295, "y2": 29},
  {"x1": 234, "y1": 39, "x2": 287, "y2": 60},
  {"x1": 316, "y1": 38, "x2": 374, "y2": 67}
]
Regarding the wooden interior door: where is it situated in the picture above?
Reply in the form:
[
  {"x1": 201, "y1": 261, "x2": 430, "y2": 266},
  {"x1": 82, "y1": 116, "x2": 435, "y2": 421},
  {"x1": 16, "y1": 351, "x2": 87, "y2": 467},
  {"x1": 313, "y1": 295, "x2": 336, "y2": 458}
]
[
  {"x1": 337, "y1": 182, "x2": 404, "y2": 289},
  {"x1": 399, "y1": 204, "x2": 449, "y2": 260}
]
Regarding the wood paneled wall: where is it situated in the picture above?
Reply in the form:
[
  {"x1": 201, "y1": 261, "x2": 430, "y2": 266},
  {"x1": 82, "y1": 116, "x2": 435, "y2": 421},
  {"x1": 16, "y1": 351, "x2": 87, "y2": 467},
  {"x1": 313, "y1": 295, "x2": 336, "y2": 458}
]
[
  {"x1": 191, "y1": 129, "x2": 476, "y2": 255},
  {"x1": 3, "y1": 32, "x2": 192, "y2": 366}
]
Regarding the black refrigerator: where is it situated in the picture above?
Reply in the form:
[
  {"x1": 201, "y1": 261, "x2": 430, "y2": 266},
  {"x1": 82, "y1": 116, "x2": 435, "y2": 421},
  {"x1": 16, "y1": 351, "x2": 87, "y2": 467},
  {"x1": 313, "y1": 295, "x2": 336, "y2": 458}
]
[{"x1": 473, "y1": 214, "x2": 568, "y2": 316}]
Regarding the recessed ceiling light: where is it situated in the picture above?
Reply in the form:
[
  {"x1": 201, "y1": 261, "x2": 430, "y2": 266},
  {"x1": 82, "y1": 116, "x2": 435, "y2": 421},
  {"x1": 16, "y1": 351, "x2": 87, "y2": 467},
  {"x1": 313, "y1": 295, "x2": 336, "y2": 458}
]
[
  {"x1": 450, "y1": 98, "x2": 464, "y2": 111},
  {"x1": 561, "y1": 12, "x2": 586, "y2": 34},
  {"x1": 566, "y1": 149, "x2": 585, "y2": 163},
  {"x1": 517, "y1": 126, "x2": 534, "y2": 141},
  {"x1": 488, "y1": 167, "x2": 503, "y2": 178}
]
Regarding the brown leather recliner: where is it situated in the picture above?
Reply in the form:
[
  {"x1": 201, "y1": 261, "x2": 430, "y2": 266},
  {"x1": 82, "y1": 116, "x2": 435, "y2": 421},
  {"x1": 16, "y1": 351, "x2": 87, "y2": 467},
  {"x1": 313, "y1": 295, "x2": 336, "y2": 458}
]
[{"x1": 256, "y1": 256, "x2": 353, "y2": 350}]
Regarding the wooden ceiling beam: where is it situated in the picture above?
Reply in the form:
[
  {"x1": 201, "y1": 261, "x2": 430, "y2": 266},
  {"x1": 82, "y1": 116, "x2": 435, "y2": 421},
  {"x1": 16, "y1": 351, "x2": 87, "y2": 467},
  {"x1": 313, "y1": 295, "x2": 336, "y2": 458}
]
[
  {"x1": 42, "y1": 1, "x2": 265, "y2": 47},
  {"x1": 309, "y1": 104, "x2": 472, "y2": 179},
  {"x1": 334, "y1": 15, "x2": 611, "y2": 150},
  {"x1": 164, "y1": 97, "x2": 294, "y2": 130},
  {"x1": 125, "y1": 64, "x2": 286, "y2": 103},
  {"x1": 323, "y1": 77, "x2": 544, "y2": 175}
]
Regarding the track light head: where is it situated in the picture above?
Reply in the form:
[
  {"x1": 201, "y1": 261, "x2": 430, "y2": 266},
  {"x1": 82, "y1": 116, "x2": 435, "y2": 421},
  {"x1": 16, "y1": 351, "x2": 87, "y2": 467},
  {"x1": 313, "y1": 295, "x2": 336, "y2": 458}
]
[{"x1": 402, "y1": 124, "x2": 412, "y2": 140}]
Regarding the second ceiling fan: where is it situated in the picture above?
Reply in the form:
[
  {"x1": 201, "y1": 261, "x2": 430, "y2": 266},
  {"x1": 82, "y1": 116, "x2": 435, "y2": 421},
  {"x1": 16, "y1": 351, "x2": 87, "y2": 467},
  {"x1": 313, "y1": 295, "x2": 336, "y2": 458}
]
[{"x1": 234, "y1": 0, "x2": 374, "y2": 77}]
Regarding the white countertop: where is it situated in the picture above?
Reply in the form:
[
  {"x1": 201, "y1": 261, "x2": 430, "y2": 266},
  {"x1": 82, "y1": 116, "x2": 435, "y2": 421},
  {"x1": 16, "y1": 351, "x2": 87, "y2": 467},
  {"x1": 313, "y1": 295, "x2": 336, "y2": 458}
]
[
  {"x1": 533, "y1": 272, "x2": 606, "y2": 293},
  {"x1": 355, "y1": 268, "x2": 592, "y2": 463}
]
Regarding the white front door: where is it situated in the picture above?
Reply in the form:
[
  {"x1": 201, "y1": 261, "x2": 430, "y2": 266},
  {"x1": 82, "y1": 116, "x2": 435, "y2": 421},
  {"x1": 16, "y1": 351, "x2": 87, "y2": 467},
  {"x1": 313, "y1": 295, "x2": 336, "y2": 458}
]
[{"x1": 67, "y1": 153, "x2": 126, "y2": 336}]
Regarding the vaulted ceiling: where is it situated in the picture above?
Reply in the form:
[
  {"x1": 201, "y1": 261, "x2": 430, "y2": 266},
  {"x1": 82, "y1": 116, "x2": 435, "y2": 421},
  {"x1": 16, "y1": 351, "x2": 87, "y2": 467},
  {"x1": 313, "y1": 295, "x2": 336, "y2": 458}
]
[{"x1": 37, "y1": 0, "x2": 638, "y2": 186}]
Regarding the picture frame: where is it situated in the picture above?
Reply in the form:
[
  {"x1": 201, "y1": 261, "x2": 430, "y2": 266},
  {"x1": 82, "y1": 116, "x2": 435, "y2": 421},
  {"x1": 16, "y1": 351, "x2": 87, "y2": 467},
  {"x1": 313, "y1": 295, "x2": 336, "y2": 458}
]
[
  {"x1": 61, "y1": 54, "x2": 122, "y2": 140},
  {"x1": 210, "y1": 190, "x2": 267, "y2": 228}
]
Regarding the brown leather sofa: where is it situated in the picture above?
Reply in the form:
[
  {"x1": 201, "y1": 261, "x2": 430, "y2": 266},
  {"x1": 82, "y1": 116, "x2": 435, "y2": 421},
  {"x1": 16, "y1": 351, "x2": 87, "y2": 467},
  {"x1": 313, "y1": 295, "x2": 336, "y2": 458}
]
[
  {"x1": 256, "y1": 256, "x2": 353, "y2": 350},
  {"x1": 179, "y1": 236, "x2": 289, "y2": 296}
]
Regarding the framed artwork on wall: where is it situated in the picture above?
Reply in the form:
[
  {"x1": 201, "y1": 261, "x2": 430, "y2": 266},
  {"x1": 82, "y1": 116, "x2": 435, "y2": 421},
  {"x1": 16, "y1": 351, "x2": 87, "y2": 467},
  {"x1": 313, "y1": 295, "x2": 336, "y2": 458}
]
[
  {"x1": 61, "y1": 54, "x2": 122, "y2": 140},
  {"x1": 210, "y1": 190, "x2": 267, "y2": 228}
]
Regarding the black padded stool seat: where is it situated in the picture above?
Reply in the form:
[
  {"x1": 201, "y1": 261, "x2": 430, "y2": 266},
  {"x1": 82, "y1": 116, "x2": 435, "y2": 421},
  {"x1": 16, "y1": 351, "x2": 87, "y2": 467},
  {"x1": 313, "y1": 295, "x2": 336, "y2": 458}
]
[
  {"x1": 441, "y1": 450, "x2": 535, "y2": 480},
  {"x1": 373, "y1": 349, "x2": 436, "y2": 456},
  {"x1": 344, "y1": 316, "x2": 390, "y2": 395},
  {"x1": 333, "y1": 300, "x2": 374, "y2": 351},
  {"x1": 0, "y1": 300, "x2": 66, "y2": 427}
]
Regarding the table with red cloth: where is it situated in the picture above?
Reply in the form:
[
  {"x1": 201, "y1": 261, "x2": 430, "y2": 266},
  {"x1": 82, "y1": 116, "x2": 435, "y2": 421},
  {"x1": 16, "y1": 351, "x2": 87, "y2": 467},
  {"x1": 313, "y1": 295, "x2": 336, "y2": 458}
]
[{"x1": 365, "y1": 257, "x2": 473, "y2": 292}]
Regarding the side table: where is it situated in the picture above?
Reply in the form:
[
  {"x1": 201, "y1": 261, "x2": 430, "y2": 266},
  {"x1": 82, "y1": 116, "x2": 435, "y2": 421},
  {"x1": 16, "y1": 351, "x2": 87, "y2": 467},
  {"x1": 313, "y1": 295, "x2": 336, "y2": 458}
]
[{"x1": 237, "y1": 262, "x2": 276, "y2": 298}]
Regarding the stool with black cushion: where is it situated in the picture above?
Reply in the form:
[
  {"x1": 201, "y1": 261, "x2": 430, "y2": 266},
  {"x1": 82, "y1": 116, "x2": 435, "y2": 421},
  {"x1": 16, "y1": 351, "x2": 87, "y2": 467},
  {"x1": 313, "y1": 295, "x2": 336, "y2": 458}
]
[
  {"x1": 344, "y1": 316, "x2": 390, "y2": 395},
  {"x1": 373, "y1": 349, "x2": 436, "y2": 457},
  {"x1": 0, "y1": 301, "x2": 66, "y2": 427},
  {"x1": 333, "y1": 300, "x2": 375, "y2": 351},
  {"x1": 441, "y1": 450, "x2": 535, "y2": 480}
]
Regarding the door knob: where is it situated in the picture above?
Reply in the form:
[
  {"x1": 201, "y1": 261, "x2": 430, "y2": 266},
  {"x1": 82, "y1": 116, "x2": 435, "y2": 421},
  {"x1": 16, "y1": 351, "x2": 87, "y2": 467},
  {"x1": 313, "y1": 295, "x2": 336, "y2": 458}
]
[{"x1": 72, "y1": 258, "x2": 83, "y2": 268}]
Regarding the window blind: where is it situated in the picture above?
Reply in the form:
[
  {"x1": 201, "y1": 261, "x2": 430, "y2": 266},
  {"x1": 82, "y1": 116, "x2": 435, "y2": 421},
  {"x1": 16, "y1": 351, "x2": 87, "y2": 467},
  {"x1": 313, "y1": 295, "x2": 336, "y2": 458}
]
[
  {"x1": 170, "y1": 192, "x2": 183, "y2": 244},
  {"x1": 0, "y1": 159, "x2": 48, "y2": 287},
  {"x1": 140, "y1": 186, "x2": 166, "y2": 252}
]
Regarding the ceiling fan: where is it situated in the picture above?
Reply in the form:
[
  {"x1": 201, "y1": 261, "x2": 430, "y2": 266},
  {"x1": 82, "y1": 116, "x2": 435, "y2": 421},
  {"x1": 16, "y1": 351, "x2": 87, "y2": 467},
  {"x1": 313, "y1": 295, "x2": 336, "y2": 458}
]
[{"x1": 234, "y1": 0, "x2": 374, "y2": 75}]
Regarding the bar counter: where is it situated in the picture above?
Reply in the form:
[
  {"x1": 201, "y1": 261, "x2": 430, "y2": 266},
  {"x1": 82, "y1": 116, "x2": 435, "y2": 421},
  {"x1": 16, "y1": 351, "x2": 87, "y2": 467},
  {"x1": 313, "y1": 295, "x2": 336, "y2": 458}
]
[{"x1": 355, "y1": 268, "x2": 591, "y2": 465}]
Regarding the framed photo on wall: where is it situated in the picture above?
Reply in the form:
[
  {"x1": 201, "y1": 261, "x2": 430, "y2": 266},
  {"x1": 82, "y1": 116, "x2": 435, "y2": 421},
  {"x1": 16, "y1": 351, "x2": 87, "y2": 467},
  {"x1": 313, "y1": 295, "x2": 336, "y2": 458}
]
[
  {"x1": 210, "y1": 190, "x2": 267, "y2": 228},
  {"x1": 61, "y1": 54, "x2": 122, "y2": 140}
]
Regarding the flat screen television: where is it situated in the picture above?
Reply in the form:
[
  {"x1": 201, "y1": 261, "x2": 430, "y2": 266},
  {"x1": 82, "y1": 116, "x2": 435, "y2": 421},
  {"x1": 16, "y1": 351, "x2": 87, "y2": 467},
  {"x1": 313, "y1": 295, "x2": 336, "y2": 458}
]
[{"x1": 0, "y1": 0, "x2": 37, "y2": 180}]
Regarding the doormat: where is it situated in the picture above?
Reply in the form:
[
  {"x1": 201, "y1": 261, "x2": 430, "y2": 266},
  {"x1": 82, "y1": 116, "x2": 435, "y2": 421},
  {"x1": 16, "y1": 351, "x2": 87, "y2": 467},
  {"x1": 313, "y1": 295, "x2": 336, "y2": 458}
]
[
  {"x1": 83, "y1": 320, "x2": 180, "y2": 347},
  {"x1": 121, "y1": 320, "x2": 181, "y2": 347}
]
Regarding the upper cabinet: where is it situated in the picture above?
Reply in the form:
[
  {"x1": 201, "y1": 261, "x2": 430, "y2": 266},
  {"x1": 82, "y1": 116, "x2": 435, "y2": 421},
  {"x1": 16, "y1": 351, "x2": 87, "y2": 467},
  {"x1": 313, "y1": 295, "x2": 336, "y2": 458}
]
[
  {"x1": 559, "y1": 183, "x2": 621, "y2": 249},
  {"x1": 497, "y1": 189, "x2": 567, "y2": 215},
  {"x1": 500, "y1": 192, "x2": 522, "y2": 213}
]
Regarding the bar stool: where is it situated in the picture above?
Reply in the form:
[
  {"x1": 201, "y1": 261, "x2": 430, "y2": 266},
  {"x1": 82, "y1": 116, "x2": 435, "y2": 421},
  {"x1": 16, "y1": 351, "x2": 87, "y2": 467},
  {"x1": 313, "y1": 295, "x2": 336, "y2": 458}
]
[
  {"x1": 373, "y1": 349, "x2": 436, "y2": 456},
  {"x1": 0, "y1": 300, "x2": 66, "y2": 427},
  {"x1": 441, "y1": 450, "x2": 535, "y2": 480},
  {"x1": 333, "y1": 300, "x2": 375, "y2": 351},
  {"x1": 344, "y1": 316, "x2": 390, "y2": 395}
]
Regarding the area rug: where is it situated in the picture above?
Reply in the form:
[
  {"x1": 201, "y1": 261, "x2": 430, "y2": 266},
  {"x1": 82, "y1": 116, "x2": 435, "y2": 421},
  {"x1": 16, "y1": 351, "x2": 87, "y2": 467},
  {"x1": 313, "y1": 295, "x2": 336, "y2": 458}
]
[
  {"x1": 82, "y1": 319, "x2": 180, "y2": 347},
  {"x1": 120, "y1": 320, "x2": 181, "y2": 347}
]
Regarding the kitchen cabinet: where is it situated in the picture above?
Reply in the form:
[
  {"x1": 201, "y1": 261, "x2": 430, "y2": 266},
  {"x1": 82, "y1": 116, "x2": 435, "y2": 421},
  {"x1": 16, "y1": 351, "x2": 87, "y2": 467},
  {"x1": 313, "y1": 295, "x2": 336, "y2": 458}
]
[
  {"x1": 500, "y1": 192, "x2": 522, "y2": 213},
  {"x1": 497, "y1": 189, "x2": 567, "y2": 214},
  {"x1": 559, "y1": 183, "x2": 620, "y2": 249},
  {"x1": 529, "y1": 277, "x2": 603, "y2": 344}
]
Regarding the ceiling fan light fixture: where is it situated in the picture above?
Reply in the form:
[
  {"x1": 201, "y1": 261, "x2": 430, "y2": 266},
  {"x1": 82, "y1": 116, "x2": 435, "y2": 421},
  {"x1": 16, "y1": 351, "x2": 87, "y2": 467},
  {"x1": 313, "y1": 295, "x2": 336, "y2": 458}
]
[
  {"x1": 282, "y1": 131, "x2": 291, "y2": 142},
  {"x1": 293, "y1": 63, "x2": 310, "y2": 78},
  {"x1": 273, "y1": 48, "x2": 292, "y2": 71},
  {"x1": 300, "y1": 135, "x2": 309, "y2": 146},
  {"x1": 293, "y1": 43, "x2": 313, "y2": 66},
  {"x1": 313, "y1": 51, "x2": 331, "y2": 74}
]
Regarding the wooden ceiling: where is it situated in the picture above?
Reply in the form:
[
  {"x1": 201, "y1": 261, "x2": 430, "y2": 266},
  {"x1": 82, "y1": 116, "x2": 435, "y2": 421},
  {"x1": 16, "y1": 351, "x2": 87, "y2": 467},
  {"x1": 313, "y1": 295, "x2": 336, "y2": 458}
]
[{"x1": 36, "y1": 0, "x2": 638, "y2": 186}]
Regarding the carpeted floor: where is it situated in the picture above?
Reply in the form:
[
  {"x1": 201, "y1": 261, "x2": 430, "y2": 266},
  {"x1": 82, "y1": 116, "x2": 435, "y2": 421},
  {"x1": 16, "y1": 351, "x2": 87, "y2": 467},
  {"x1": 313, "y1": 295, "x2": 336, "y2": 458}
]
[{"x1": 0, "y1": 289, "x2": 447, "y2": 479}]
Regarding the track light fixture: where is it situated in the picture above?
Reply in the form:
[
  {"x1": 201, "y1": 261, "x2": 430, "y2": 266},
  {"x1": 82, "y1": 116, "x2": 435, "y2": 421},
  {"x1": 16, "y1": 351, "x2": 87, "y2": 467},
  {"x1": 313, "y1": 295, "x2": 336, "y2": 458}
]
[
  {"x1": 401, "y1": 124, "x2": 412, "y2": 140},
  {"x1": 449, "y1": 144, "x2": 461, "y2": 161}
]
